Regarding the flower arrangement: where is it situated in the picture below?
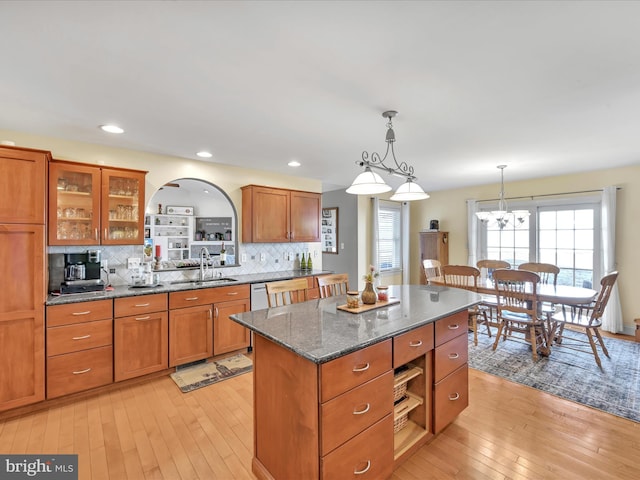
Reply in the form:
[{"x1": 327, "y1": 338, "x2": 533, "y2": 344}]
[{"x1": 363, "y1": 265, "x2": 379, "y2": 283}]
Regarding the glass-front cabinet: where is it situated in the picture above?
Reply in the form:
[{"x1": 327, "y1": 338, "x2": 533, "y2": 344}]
[{"x1": 48, "y1": 161, "x2": 146, "y2": 245}]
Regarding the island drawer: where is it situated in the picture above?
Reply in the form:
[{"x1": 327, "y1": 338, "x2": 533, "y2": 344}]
[
  {"x1": 47, "y1": 299, "x2": 113, "y2": 327},
  {"x1": 320, "y1": 339, "x2": 392, "y2": 403},
  {"x1": 393, "y1": 323, "x2": 434, "y2": 367},
  {"x1": 46, "y1": 345, "x2": 113, "y2": 398},
  {"x1": 434, "y1": 310, "x2": 468, "y2": 346},
  {"x1": 433, "y1": 364, "x2": 468, "y2": 433},
  {"x1": 321, "y1": 370, "x2": 393, "y2": 455},
  {"x1": 434, "y1": 333, "x2": 468, "y2": 383},
  {"x1": 321, "y1": 414, "x2": 393, "y2": 480},
  {"x1": 47, "y1": 318, "x2": 112, "y2": 356},
  {"x1": 115, "y1": 293, "x2": 168, "y2": 317}
]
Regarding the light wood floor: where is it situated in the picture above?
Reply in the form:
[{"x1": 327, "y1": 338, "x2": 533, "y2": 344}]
[{"x1": 2, "y1": 337, "x2": 640, "y2": 480}]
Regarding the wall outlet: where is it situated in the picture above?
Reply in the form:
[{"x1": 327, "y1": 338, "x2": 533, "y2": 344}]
[
  {"x1": 109, "y1": 268, "x2": 116, "y2": 274},
  {"x1": 127, "y1": 257, "x2": 141, "y2": 269},
  {"x1": 260, "y1": 253, "x2": 266, "y2": 262},
  {"x1": 241, "y1": 253, "x2": 247, "y2": 262}
]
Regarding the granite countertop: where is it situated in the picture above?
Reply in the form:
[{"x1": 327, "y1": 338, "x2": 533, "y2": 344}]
[
  {"x1": 230, "y1": 284, "x2": 481, "y2": 364},
  {"x1": 45, "y1": 269, "x2": 332, "y2": 306}
]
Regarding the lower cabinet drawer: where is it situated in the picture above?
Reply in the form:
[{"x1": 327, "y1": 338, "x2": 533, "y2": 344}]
[
  {"x1": 433, "y1": 333, "x2": 468, "y2": 383},
  {"x1": 321, "y1": 370, "x2": 393, "y2": 455},
  {"x1": 321, "y1": 414, "x2": 394, "y2": 480},
  {"x1": 47, "y1": 319, "x2": 113, "y2": 356},
  {"x1": 47, "y1": 346, "x2": 113, "y2": 399},
  {"x1": 433, "y1": 364, "x2": 468, "y2": 433}
]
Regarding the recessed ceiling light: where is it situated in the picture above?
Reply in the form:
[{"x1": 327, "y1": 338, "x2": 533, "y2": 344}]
[
  {"x1": 100, "y1": 124, "x2": 124, "y2": 134},
  {"x1": 197, "y1": 151, "x2": 213, "y2": 158},
  {"x1": 288, "y1": 160, "x2": 301, "y2": 167}
]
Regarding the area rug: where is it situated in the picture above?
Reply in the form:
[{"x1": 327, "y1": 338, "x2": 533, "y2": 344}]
[
  {"x1": 170, "y1": 354, "x2": 253, "y2": 393},
  {"x1": 468, "y1": 329, "x2": 640, "y2": 422}
]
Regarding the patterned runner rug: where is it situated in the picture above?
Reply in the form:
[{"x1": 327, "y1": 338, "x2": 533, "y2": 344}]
[
  {"x1": 468, "y1": 329, "x2": 640, "y2": 422},
  {"x1": 170, "y1": 354, "x2": 253, "y2": 393}
]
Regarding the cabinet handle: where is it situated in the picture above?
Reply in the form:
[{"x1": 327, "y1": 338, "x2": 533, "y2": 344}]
[
  {"x1": 353, "y1": 403, "x2": 370, "y2": 415},
  {"x1": 226, "y1": 292, "x2": 239, "y2": 296},
  {"x1": 448, "y1": 352, "x2": 460, "y2": 359},
  {"x1": 449, "y1": 392, "x2": 460, "y2": 401},
  {"x1": 352, "y1": 363, "x2": 370, "y2": 372},
  {"x1": 72, "y1": 368, "x2": 92, "y2": 375},
  {"x1": 448, "y1": 324, "x2": 460, "y2": 330},
  {"x1": 135, "y1": 303, "x2": 151, "y2": 307},
  {"x1": 290, "y1": 231, "x2": 294, "y2": 240},
  {"x1": 72, "y1": 334, "x2": 91, "y2": 340},
  {"x1": 409, "y1": 340, "x2": 423, "y2": 348},
  {"x1": 354, "y1": 461, "x2": 371, "y2": 475},
  {"x1": 185, "y1": 297, "x2": 199, "y2": 301},
  {"x1": 72, "y1": 311, "x2": 91, "y2": 316},
  {"x1": 214, "y1": 307, "x2": 219, "y2": 319},
  {"x1": 104, "y1": 228, "x2": 108, "y2": 240},
  {"x1": 94, "y1": 228, "x2": 99, "y2": 241},
  {"x1": 135, "y1": 316, "x2": 151, "y2": 321},
  {"x1": 208, "y1": 309, "x2": 212, "y2": 320}
]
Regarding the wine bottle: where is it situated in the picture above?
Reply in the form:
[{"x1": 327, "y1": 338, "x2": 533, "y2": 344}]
[
  {"x1": 300, "y1": 252, "x2": 307, "y2": 271},
  {"x1": 220, "y1": 242, "x2": 226, "y2": 266},
  {"x1": 307, "y1": 251, "x2": 313, "y2": 271}
]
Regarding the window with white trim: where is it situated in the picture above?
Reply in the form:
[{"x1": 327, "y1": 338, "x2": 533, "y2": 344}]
[
  {"x1": 377, "y1": 201, "x2": 402, "y2": 272},
  {"x1": 480, "y1": 197, "x2": 600, "y2": 288}
]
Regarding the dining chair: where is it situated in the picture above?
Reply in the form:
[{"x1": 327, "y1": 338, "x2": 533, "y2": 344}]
[
  {"x1": 518, "y1": 262, "x2": 561, "y2": 317},
  {"x1": 476, "y1": 259, "x2": 511, "y2": 323},
  {"x1": 422, "y1": 259, "x2": 443, "y2": 283},
  {"x1": 441, "y1": 265, "x2": 490, "y2": 346},
  {"x1": 547, "y1": 271, "x2": 618, "y2": 369},
  {"x1": 265, "y1": 278, "x2": 310, "y2": 307},
  {"x1": 492, "y1": 268, "x2": 547, "y2": 361},
  {"x1": 317, "y1": 273, "x2": 349, "y2": 298}
]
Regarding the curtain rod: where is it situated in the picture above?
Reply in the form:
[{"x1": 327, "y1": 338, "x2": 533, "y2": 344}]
[{"x1": 476, "y1": 186, "x2": 622, "y2": 203}]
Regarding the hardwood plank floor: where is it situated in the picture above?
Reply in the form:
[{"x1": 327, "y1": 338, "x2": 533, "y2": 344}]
[{"x1": 2, "y1": 338, "x2": 640, "y2": 479}]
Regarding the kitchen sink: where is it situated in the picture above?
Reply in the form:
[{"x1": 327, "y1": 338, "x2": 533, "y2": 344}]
[{"x1": 170, "y1": 277, "x2": 238, "y2": 286}]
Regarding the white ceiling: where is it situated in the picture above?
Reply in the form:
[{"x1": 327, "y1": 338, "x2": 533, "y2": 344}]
[{"x1": 2, "y1": 1, "x2": 640, "y2": 193}]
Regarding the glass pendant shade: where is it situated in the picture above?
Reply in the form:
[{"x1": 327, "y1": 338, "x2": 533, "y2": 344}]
[
  {"x1": 390, "y1": 179, "x2": 430, "y2": 201},
  {"x1": 346, "y1": 167, "x2": 392, "y2": 194}
]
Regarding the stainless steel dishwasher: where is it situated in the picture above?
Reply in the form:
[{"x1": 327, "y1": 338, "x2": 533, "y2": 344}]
[{"x1": 248, "y1": 283, "x2": 270, "y2": 351}]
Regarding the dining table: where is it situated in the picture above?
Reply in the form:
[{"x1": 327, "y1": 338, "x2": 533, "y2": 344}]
[{"x1": 428, "y1": 275, "x2": 598, "y2": 355}]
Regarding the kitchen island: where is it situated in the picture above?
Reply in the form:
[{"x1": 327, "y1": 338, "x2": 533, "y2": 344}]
[{"x1": 230, "y1": 284, "x2": 481, "y2": 480}]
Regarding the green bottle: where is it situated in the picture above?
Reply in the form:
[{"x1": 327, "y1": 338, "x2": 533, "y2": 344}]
[
  {"x1": 307, "y1": 251, "x2": 313, "y2": 271},
  {"x1": 300, "y1": 252, "x2": 307, "y2": 271}
]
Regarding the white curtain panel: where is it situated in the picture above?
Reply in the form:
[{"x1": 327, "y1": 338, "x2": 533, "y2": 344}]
[
  {"x1": 401, "y1": 201, "x2": 410, "y2": 284},
  {"x1": 467, "y1": 199, "x2": 480, "y2": 267},
  {"x1": 601, "y1": 186, "x2": 623, "y2": 332},
  {"x1": 370, "y1": 196, "x2": 379, "y2": 273}
]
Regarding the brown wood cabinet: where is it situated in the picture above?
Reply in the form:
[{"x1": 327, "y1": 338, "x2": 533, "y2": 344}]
[
  {"x1": 241, "y1": 185, "x2": 321, "y2": 243},
  {"x1": 419, "y1": 231, "x2": 449, "y2": 284},
  {"x1": 169, "y1": 303, "x2": 213, "y2": 367},
  {"x1": 214, "y1": 297, "x2": 250, "y2": 355},
  {"x1": 0, "y1": 145, "x2": 48, "y2": 412},
  {"x1": 114, "y1": 294, "x2": 169, "y2": 381},
  {"x1": 48, "y1": 160, "x2": 146, "y2": 245},
  {"x1": 46, "y1": 299, "x2": 114, "y2": 398}
]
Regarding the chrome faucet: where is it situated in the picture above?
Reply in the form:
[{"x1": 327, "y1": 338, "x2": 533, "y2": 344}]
[{"x1": 199, "y1": 247, "x2": 211, "y2": 281}]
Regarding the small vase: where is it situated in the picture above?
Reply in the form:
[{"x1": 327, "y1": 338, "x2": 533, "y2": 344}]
[{"x1": 361, "y1": 282, "x2": 377, "y2": 305}]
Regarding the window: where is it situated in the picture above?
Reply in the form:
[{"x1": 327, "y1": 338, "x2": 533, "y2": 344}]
[
  {"x1": 377, "y1": 201, "x2": 402, "y2": 272},
  {"x1": 480, "y1": 198, "x2": 600, "y2": 288}
]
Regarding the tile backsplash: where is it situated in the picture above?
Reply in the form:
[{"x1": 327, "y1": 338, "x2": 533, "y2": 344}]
[{"x1": 48, "y1": 243, "x2": 322, "y2": 287}]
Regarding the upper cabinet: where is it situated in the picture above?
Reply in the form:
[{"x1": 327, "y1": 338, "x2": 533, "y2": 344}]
[
  {"x1": 241, "y1": 185, "x2": 321, "y2": 243},
  {"x1": 48, "y1": 160, "x2": 146, "y2": 245},
  {"x1": 0, "y1": 145, "x2": 49, "y2": 224}
]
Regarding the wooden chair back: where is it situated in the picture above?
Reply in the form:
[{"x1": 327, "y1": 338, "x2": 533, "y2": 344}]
[
  {"x1": 582, "y1": 271, "x2": 618, "y2": 326},
  {"x1": 518, "y1": 262, "x2": 560, "y2": 286},
  {"x1": 317, "y1": 273, "x2": 349, "y2": 298},
  {"x1": 441, "y1": 265, "x2": 480, "y2": 291},
  {"x1": 265, "y1": 278, "x2": 310, "y2": 307},
  {"x1": 477, "y1": 259, "x2": 511, "y2": 280},
  {"x1": 422, "y1": 259, "x2": 443, "y2": 282},
  {"x1": 493, "y1": 268, "x2": 540, "y2": 318}
]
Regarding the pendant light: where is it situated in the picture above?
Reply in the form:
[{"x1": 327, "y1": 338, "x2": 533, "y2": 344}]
[
  {"x1": 347, "y1": 110, "x2": 429, "y2": 201},
  {"x1": 476, "y1": 165, "x2": 530, "y2": 229}
]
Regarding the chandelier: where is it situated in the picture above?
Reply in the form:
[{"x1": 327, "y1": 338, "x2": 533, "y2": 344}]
[
  {"x1": 346, "y1": 110, "x2": 429, "y2": 201},
  {"x1": 475, "y1": 165, "x2": 530, "y2": 229}
]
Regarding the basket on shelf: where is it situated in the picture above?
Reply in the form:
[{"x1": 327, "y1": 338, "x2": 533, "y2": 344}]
[
  {"x1": 393, "y1": 381, "x2": 407, "y2": 402},
  {"x1": 393, "y1": 403, "x2": 409, "y2": 433}
]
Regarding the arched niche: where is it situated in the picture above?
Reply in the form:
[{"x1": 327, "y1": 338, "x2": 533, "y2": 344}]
[{"x1": 146, "y1": 178, "x2": 239, "y2": 266}]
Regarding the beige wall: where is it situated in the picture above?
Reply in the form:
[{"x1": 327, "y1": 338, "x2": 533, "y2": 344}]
[{"x1": 410, "y1": 165, "x2": 640, "y2": 333}]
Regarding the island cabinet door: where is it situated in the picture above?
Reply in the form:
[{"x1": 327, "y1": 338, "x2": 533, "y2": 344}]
[{"x1": 169, "y1": 304, "x2": 213, "y2": 367}]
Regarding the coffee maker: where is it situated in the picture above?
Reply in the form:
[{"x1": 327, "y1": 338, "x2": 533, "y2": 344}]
[{"x1": 53, "y1": 250, "x2": 105, "y2": 294}]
